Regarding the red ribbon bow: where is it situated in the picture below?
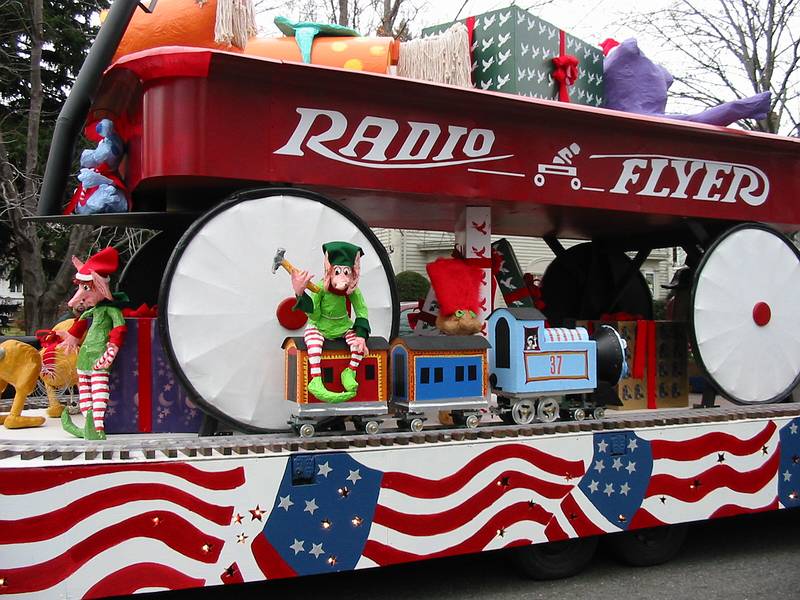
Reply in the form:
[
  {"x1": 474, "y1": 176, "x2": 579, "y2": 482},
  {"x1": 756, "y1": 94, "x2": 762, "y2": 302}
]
[{"x1": 552, "y1": 54, "x2": 579, "y2": 102}]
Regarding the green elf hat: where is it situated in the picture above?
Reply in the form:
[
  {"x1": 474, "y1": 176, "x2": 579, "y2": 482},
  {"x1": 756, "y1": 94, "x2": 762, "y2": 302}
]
[{"x1": 323, "y1": 241, "x2": 364, "y2": 267}]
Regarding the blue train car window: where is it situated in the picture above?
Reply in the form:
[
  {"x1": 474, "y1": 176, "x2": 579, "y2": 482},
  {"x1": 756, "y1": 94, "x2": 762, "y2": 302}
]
[
  {"x1": 456, "y1": 366, "x2": 465, "y2": 381},
  {"x1": 323, "y1": 367, "x2": 334, "y2": 383},
  {"x1": 365, "y1": 364, "x2": 376, "y2": 380},
  {"x1": 434, "y1": 367, "x2": 443, "y2": 383},
  {"x1": 495, "y1": 317, "x2": 510, "y2": 368},
  {"x1": 421, "y1": 367, "x2": 430, "y2": 384},
  {"x1": 468, "y1": 364, "x2": 478, "y2": 381}
]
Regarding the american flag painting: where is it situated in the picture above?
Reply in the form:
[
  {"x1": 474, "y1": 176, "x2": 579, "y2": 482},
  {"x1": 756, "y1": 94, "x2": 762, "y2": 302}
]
[
  {"x1": 253, "y1": 417, "x2": 800, "y2": 577},
  {"x1": 0, "y1": 459, "x2": 280, "y2": 598},
  {"x1": 1, "y1": 416, "x2": 799, "y2": 597}
]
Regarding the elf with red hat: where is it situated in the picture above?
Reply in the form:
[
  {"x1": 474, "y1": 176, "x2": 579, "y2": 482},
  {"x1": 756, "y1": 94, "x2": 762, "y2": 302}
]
[
  {"x1": 58, "y1": 247, "x2": 127, "y2": 440},
  {"x1": 291, "y1": 241, "x2": 370, "y2": 403},
  {"x1": 426, "y1": 257, "x2": 483, "y2": 335}
]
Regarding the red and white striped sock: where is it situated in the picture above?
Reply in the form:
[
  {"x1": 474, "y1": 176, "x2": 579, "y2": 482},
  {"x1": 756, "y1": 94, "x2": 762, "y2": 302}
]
[
  {"x1": 78, "y1": 371, "x2": 93, "y2": 416},
  {"x1": 90, "y1": 371, "x2": 110, "y2": 431},
  {"x1": 344, "y1": 330, "x2": 364, "y2": 369},
  {"x1": 304, "y1": 326, "x2": 324, "y2": 378}
]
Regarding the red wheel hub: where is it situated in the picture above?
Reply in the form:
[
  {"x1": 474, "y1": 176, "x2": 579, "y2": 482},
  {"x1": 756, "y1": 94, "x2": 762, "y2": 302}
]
[{"x1": 752, "y1": 301, "x2": 771, "y2": 327}]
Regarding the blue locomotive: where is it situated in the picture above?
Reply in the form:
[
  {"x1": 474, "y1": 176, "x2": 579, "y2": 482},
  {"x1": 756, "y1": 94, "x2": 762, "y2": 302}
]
[{"x1": 488, "y1": 308, "x2": 628, "y2": 424}]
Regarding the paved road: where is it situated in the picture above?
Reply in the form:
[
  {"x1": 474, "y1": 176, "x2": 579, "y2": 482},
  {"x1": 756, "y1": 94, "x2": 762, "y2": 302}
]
[{"x1": 153, "y1": 508, "x2": 800, "y2": 600}]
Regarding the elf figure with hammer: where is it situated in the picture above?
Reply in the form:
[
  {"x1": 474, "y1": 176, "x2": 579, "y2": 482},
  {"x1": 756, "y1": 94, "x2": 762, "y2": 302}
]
[{"x1": 289, "y1": 242, "x2": 370, "y2": 403}]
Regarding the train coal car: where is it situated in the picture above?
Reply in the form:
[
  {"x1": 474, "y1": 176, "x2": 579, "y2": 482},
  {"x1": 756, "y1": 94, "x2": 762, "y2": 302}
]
[
  {"x1": 390, "y1": 336, "x2": 490, "y2": 431},
  {"x1": 488, "y1": 307, "x2": 626, "y2": 423},
  {"x1": 282, "y1": 336, "x2": 389, "y2": 437}
]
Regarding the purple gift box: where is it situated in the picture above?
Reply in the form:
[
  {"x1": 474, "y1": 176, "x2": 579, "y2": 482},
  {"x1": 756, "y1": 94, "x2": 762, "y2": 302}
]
[{"x1": 106, "y1": 317, "x2": 204, "y2": 434}]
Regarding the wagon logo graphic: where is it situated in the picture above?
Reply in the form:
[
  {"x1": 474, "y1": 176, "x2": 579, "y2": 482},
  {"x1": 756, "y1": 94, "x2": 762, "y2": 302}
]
[
  {"x1": 532, "y1": 144, "x2": 770, "y2": 207},
  {"x1": 275, "y1": 107, "x2": 514, "y2": 169}
]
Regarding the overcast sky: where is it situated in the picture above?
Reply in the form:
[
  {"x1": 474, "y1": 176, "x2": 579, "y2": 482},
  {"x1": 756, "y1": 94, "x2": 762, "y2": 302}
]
[{"x1": 256, "y1": 0, "x2": 676, "y2": 62}]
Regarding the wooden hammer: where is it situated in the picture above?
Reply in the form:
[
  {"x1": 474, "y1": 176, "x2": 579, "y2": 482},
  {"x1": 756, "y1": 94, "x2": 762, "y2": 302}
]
[{"x1": 271, "y1": 247, "x2": 320, "y2": 293}]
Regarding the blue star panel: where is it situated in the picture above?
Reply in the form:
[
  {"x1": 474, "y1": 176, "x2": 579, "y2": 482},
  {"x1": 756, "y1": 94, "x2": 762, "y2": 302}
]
[{"x1": 261, "y1": 453, "x2": 382, "y2": 575}]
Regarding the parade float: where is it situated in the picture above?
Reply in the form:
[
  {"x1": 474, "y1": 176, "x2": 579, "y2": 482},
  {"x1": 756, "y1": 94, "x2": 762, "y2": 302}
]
[{"x1": 1, "y1": 0, "x2": 799, "y2": 596}]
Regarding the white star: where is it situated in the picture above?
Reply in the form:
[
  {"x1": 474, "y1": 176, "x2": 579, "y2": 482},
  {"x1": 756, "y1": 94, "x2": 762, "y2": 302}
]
[
  {"x1": 597, "y1": 439, "x2": 608, "y2": 453},
  {"x1": 594, "y1": 459, "x2": 605, "y2": 473},
  {"x1": 347, "y1": 469, "x2": 362, "y2": 484},
  {"x1": 318, "y1": 462, "x2": 333, "y2": 477},
  {"x1": 612, "y1": 457, "x2": 623, "y2": 471},
  {"x1": 588, "y1": 480, "x2": 599, "y2": 493},
  {"x1": 626, "y1": 461, "x2": 636, "y2": 474},
  {"x1": 784, "y1": 470, "x2": 792, "y2": 482},
  {"x1": 304, "y1": 498, "x2": 319, "y2": 515},
  {"x1": 604, "y1": 483, "x2": 614, "y2": 496},
  {"x1": 628, "y1": 438, "x2": 638, "y2": 451},
  {"x1": 290, "y1": 539, "x2": 305, "y2": 554},
  {"x1": 620, "y1": 482, "x2": 631, "y2": 496},
  {"x1": 309, "y1": 543, "x2": 325, "y2": 558},
  {"x1": 791, "y1": 423, "x2": 798, "y2": 434},
  {"x1": 278, "y1": 495, "x2": 294, "y2": 511}
]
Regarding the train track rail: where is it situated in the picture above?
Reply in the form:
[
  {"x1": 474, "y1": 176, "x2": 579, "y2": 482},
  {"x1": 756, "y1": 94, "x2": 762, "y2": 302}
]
[{"x1": 1, "y1": 403, "x2": 799, "y2": 463}]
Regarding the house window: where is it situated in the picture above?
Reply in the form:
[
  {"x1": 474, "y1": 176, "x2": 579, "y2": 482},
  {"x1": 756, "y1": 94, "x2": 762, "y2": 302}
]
[
  {"x1": 420, "y1": 367, "x2": 430, "y2": 384},
  {"x1": 455, "y1": 366, "x2": 465, "y2": 381},
  {"x1": 644, "y1": 271, "x2": 655, "y2": 297},
  {"x1": 365, "y1": 364, "x2": 375, "y2": 380},
  {"x1": 434, "y1": 367, "x2": 443, "y2": 383},
  {"x1": 322, "y1": 367, "x2": 334, "y2": 383},
  {"x1": 468, "y1": 365, "x2": 478, "y2": 381}
]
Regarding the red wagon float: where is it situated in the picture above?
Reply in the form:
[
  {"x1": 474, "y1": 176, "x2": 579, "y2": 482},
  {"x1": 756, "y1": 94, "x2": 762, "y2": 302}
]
[
  {"x1": 36, "y1": 39, "x2": 800, "y2": 429},
  {"x1": 3, "y1": 0, "x2": 798, "y2": 595}
]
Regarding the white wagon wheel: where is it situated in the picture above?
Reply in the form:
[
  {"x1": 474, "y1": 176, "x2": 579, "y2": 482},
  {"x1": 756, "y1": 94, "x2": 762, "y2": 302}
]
[
  {"x1": 691, "y1": 223, "x2": 800, "y2": 405},
  {"x1": 160, "y1": 188, "x2": 399, "y2": 431}
]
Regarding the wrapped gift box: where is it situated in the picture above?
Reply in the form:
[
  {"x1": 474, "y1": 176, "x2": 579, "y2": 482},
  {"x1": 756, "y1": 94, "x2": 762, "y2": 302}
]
[
  {"x1": 578, "y1": 320, "x2": 689, "y2": 410},
  {"x1": 492, "y1": 238, "x2": 535, "y2": 308},
  {"x1": 106, "y1": 317, "x2": 205, "y2": 433},
  {"x1": 422, "y1": 5, "x2": 603, "y2": 106}
]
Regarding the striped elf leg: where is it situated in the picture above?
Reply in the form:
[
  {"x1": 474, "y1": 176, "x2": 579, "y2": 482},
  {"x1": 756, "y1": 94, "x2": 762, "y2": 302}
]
[
  {"x1": 344, "y1": 330, "x2": 364, "y2": 369},
  {"x1": 90, "y1": 370, "x2": 111, "y2": 431},
  {"x1": 304, "y1": 325, "x2": 325, "y2": 378},
  {"x1": 77, "y1": 370, "x2": 93, "y2": 416}
]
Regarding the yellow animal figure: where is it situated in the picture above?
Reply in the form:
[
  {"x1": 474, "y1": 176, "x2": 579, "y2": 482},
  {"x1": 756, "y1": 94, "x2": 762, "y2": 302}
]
[
  {"x1": 38, "y1": 318, "x2": 80, "y2": 419},
  {"x1": 0, "y1": 340, "x2": 45, "y2": 429}
]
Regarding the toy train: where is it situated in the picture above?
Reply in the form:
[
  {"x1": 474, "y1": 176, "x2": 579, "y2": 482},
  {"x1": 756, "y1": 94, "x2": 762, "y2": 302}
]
[{"x1": 283, "y1": 307, "x2": 627, "y2": 437}]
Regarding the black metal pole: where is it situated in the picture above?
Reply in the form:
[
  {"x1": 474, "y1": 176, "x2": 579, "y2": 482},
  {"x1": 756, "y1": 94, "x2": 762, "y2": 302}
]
[{"x1": 38, "y1": 0, "x2": 142, "y2": 216}]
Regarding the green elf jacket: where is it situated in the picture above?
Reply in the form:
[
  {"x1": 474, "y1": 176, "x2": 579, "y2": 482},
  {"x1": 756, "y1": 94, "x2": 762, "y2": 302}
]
[
  {"x1": 74, "y1": 301, "x2": 127, "y2": 371},
  {"x1": 294, "y1": 282, "x2": 370, "y2": 339}
]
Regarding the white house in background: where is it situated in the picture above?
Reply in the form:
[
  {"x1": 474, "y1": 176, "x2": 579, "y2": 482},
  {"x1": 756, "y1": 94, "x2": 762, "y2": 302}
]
[
  {"x1": 0, "y1": 278, "x2": 23, "y2": 304},
  {"x1": 373, "y1": 228, "x2": 677, "y2": 301}
]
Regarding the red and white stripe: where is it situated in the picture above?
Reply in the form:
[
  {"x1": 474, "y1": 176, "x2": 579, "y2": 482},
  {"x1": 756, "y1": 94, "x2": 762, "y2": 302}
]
[
  {"x1": 356, "y1": 438, "x2": 591, "y2": 566},
  {"x1": 303, "y1": 326, "x2": 325, "y2": 377},
  {"x1": 633, "y1": 421, "x2": 781, "y2": 525},
  {"x1": 344, "y1": 330, "x2": 364, "y2": 369},
  {"x1": 544, "y1": 327, "x2": 589, "y2": 344}
]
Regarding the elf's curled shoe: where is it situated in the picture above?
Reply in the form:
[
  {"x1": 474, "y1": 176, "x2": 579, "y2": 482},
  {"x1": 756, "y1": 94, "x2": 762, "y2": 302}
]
[
  {"x1": 308, "y1": 376, "x2": 356, "y2": 404},
  {"x1": 61, "y1": 410, "x2": 84, "y2": 438},
  {"x1": 341, "y1": 367, "x2": 359, "y2": 393},
  {"x1": 83, "y1": 409, "x2": 106, "y2": 441}
]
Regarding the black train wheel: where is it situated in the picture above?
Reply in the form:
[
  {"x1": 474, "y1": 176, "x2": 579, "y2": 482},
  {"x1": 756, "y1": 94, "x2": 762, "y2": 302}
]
[
  {"x1": 159, "y1": 188, "x2": 399, "y2": 432},
  {"x1": 540, "y1": 242, "x2": 653, "y2": 323}
]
